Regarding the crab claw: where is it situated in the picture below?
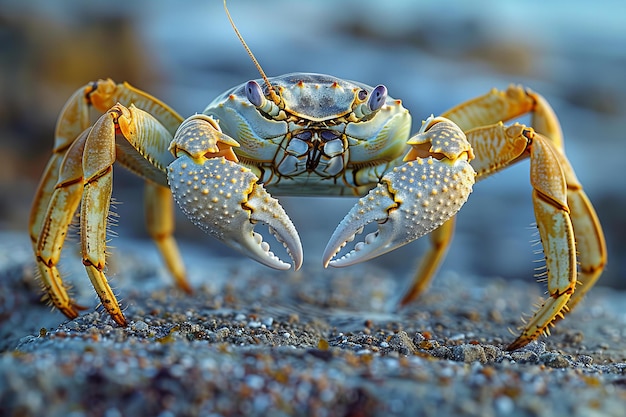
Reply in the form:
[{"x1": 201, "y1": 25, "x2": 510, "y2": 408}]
[
  {"x1": 323, "y1": 117, "x2": 475, "y2": 267},
  {"x1": 168, "y1": 155, "x2": 303, "y2": 270}
]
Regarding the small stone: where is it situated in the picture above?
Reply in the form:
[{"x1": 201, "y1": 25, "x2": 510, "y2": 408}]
[
  {"x1": 452, "y1": 344, "x2": 487, "y2": 363},
  {"x1": 510, "y1": 350, "x2": 539, "y2": 364},
  {"x1": 412, "y1": 332, "x2": 426, "y2": 345},
  {"x1": 133, "y1": 320, "x2": 149, "y2": 332},
  {"x1": 521, "y1": 341, "x2": 546, "y2": 355},
  {"x1": 215, "y1": 327, "x2": 230, "y2": 340},
  {"x1": 483, "y1": 345, "x2": 503, "y2": 363},
  {"x1": 65, "y1": 321, "x2": 80, "y2": 331},
  {"x1": 562, "y1": 330, "x2": 584, "y2": 345},
  {"x1": 539, "y1": 352, "x2": 571, "y2": 368},
  {"x1": 431, "y1": 346, "x2": 451, "y2": 360},
  {"x1": 388, "y1": 331, "x2": 416, "y2": 355}
]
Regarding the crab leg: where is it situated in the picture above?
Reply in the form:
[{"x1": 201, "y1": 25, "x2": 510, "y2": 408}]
[
  {"x1": 398, "y1": 217, "x2": 455, "y2": 306},
  {"x1": 29, "y1": 88, "x2": 91, "y2": 252},
  {"x1": 168, "y1": 115, "x2": 303, "y2": 271},
  {"x1": 526, "y1": 91, "x2": 607, "y2": 313},
  {"x1": 34, "y1": 130, "x2": 90, "y2": 318},
  {"x1": 31, "y1": 80, "x2": 194, "y2": 320},
  {"x1": 79, "y1": 103, "x2": 178, "y2": 325},
  {"x1": 394, "y1": 86, "x2": 537, "y2": 303},
  {"x1": 80, "y1": 110, "x2": 125, "y2": 325},
  {"x1": 399, "y1": 87, "x2": 606, "y2": 327},
  {"x1": 506, "y1": 130, "x2": 577, "y2": 350},
  {"x1": 323, "y1": 117, "x2": 475, "y2": 267},
  {"x1": 144, "y1": 182, "x2": 190, "y2": 293}
]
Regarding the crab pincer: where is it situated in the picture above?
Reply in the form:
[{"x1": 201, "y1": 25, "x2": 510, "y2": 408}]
[
  {"x1": 323, "y1": 116, "x2": 475, "y2": 267},
  {"x1": 168, "y1": 115, "x2": 303, "y2": 270}
]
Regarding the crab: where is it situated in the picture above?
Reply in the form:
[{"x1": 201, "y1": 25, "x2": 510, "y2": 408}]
[{"x1": 29, "y1": 7, "x2": 606, "y2": 351}]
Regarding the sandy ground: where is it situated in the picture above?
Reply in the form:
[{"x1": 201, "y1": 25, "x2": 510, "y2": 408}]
[
  {"x1": 1, "y1": 231, "x2": 625, "y2": 416},
  {"x1": 1, "y1": 1, "x2": 625, "y2": 416}
]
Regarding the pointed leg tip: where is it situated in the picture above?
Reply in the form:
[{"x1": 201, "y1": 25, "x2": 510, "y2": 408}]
[
  {"x1": 506, "y1": 337, "x2": 529, "y2": 351},
  {"x1": 112, "y1": 313, "x2": 128, "y2": 327}
]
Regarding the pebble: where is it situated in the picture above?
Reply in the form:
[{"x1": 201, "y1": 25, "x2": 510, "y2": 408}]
[
  {"x1": 510, "y1": 350, "x2": 539, "y2": 364},
  {"x1": 133, "y1": 321, "x2": 149, "y2": 332},
  {"x1": 452, "y1": 344, "x2": 487, "y2": 364},
  {"x1": 539, "y1": 353, "x2": 571, "y2": 368}
]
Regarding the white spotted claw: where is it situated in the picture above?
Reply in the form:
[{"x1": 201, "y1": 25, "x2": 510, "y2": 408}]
[
  {"x1": 167, "y1": 114, "x2": 303, "y2": 271},
  {"x1": 323, "y1": 116, "x2": 475, "y2": 267},
  {"x1": 168, "y1": 155, "x2": 303, "y2": 271}
]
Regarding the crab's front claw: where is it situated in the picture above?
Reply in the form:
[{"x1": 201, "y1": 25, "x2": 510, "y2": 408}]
[
  {"x1": 168, "y1": 115, "x2": 303, "y2": 270},
  {"x1": 323, "y1": 116, "x2": 476, "y2": 267}
]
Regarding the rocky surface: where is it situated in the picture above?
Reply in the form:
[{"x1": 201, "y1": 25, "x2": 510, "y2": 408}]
[
  {"x1": 1, "y1": 1, "x2": 625, "y2": 416},
  {"x1": 1, "y1": 232, "x2": 625, "y2": 416}
]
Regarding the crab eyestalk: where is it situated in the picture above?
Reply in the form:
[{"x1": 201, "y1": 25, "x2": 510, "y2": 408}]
[
  {"x1": 245, "y1": 80, "x2": 282, "y2": 117},
  {"x1": 168, "y1": 115, "x2": 303, "y2": 270},
  {"x1": 323, "y1": 116, "x2": 475, "y2": 267},
  {"x1": 353, "y1": 85, "x2": 388, "y2": 119}
]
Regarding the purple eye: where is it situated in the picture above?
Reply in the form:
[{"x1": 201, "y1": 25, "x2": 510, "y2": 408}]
[
  {"x1": 368, "y1": 85, "x2": 387, "y2": 112},
  {"x1": 245, "y1": 80, "x2": 264, "y2": 107},
  {"x1": 358, "y1": 89, "x2": 368, "y2": 101}
]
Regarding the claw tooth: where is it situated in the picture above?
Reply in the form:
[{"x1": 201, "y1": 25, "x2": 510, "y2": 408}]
[
  {"x1": 261, "y1": 241, "x2": 270, "y2": 253},
  {"x1": 346, "y1": 234, "x2": 356, "y2": 243},
  {"x1": 365, "y1": 232, "x2": 377, "y2": 245},
  {"x1": 253, "y1": 232, "x2": 263, "y2": 244},
  {"x1": 355, "y1": 242, "x2": 365, "y2": 252},
  {"x1": 356, "y1": 226, "x2": 364, "y2": 235}
]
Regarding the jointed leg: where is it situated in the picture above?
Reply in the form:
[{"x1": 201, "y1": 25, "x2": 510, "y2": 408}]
[
  {"x1": 526, "y1": 92, "x2": 607, "y2": 312},
  {"x1": 399, "y1": 217, "x2": 455, "y2": 306},
  {"x1": 400, "y1": 85, "x2": 605, "y2": 348},
  {"x1": 31, "y1": 79, "x2": 188, "y2": 323},
  {"x1": 144, "y1": 182, "x2": 190, "y2": 293},
  {"x1": 456, "y1": 121, "x2": 577, "y2": 350},
  {"x1": 29, "y1": 88, "x2": 92, "y2": 251},
  {"x1": 398, "y1": 87, "x2": 539, "y2": 306},
  {"x1": 34, "y1": 130, "x2": 90, "y2": 317}
]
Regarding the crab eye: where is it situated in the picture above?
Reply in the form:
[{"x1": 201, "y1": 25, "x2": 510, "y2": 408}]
[
  {"x1": 357, "y1": 89, "x2": 368, "y2": 101},
  {"x1": 245, "y1": 80, "x2": 265, "y2": 107},
  {"x1": 368, "y1": 85, "x2": 387, "y2": 112}
]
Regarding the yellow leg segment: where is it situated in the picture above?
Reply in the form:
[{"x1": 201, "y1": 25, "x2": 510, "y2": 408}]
[
  {"x1": 80, "y1": 110, "x2": 125, "y2": 325},
  {"x1": 401, "y1": 85, "x2": 605, "y2": 348},
  {"x1": 507, "y1": 134, "x2": 577, "y2": 349},
  {"x1": 145, "y1": 182, "x2": 190, "y2": 293},
  {"x1": 30, "y1": 79, "x2": 190, "y2": 322},
  {"x1": 81, "y1": 170, "x2": 125, "y2": 326},
  {"x1": 564, "y1": 190, "x2": 606, "y2": 311},
  {"x1": 34, "y1": 130, "x2": 91, "y2": 317},
  {"x1": 399, "y1": 217, "x2": 455, "y2": 306},
  {"x1": 526, "y1": 91, "x2": 607, "y2": 315}
]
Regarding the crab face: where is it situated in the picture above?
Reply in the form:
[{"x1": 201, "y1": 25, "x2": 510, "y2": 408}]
[{"x1": 203, "y1": 73, "x2": 412, "y2": 196}]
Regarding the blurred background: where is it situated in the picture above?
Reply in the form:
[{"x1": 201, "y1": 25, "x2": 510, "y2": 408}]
[{"x1": 0, "y1": 0, "x2": 624, "y2": 289}]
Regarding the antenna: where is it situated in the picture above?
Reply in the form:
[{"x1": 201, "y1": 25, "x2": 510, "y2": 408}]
[{"x1": 223, "y1": 0, "x2": 280, "y2": 104}]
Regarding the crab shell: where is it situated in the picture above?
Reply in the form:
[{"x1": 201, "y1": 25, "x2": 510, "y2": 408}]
[{"x1": 202, "y1": 73, "x2": 412, "y2": 196}]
